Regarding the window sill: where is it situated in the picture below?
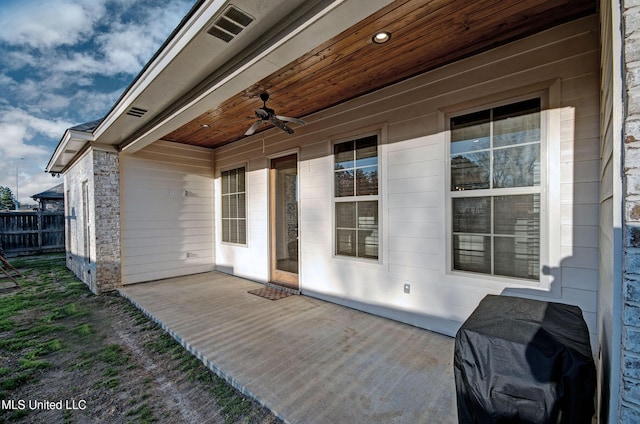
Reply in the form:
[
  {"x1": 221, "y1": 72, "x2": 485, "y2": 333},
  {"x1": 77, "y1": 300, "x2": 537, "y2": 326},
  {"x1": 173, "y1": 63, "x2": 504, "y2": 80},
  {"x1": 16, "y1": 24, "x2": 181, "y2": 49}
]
[
  {"x1": 332, "y1": 254, "x2": 383, "y2": 267},
  {"x1": 445, "y1": 269, "x2": 551, "y2": 291}
]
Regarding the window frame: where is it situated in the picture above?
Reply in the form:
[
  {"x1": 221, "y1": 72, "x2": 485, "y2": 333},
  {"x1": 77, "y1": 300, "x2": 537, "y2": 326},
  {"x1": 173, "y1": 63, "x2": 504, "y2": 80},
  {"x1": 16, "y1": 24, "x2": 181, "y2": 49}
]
[
  {"x1": 220, "y1": 165, "x2": 248, "y2": 246},
  {"x1": 332, "y1": 132, "x2": 382, "y2": 262},
  {"x1": 444, "y1": 91, "x2": 551, "y2": 287}
]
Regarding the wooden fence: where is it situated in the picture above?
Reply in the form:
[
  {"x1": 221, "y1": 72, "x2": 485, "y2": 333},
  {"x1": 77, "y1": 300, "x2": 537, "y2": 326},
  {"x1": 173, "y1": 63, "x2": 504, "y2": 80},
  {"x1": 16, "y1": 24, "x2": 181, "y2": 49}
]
[{"x1": 0, "y1": 211, "x2": 65, "y2": 256}]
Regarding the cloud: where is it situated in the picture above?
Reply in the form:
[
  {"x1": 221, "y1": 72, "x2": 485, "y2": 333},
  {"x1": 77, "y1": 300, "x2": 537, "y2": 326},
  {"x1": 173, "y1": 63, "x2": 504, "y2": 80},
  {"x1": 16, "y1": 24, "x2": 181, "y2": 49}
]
[
  {"x1": 2, "y1": 50, "x2": 39, "y2": 70},
  {"x1": 0, "y1": 106, "x2": 71, "y2": 204},
  {"x1": 0, "y1": 0, "x2": 196, "y2": 204},
  {"x1": 2, "y1": 0, "x2": 194, "y2": 88},
  {"x1": 0, "y1": 0, "x2": 106, "y2": 49},
  {"x1": 97, "y1": 28, "x2": 159, "y2": 75},
  {"x1": 0, "y1": 107, "x2": 71, "y2": 160},
  {"x1": 92, "y1": 1, "x2": 196, "y2": 76}
]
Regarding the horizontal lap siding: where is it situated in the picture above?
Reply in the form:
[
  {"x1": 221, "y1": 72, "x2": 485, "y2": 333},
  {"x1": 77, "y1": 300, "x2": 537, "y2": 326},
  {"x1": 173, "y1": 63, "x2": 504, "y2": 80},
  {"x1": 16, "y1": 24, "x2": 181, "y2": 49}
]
[
  {"x1": 213, "y1": 16, "x2": 600, "y2": 340},
  {"x1": 121, "y1": 141, "x2": 214, "y2": 284}
]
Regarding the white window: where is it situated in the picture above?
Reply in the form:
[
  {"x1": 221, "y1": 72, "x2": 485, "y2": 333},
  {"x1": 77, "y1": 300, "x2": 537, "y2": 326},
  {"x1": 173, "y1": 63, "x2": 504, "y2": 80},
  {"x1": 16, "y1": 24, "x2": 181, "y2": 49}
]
[
  {"x1": 334, "y1": 135, "x2": 379, "y2": 259},
  {"x1": 221, "y1": 167, "x2": 246, "y2": 244},
  {"x1": 449, "y1": 98, "x2": 542, "y2": 281}
]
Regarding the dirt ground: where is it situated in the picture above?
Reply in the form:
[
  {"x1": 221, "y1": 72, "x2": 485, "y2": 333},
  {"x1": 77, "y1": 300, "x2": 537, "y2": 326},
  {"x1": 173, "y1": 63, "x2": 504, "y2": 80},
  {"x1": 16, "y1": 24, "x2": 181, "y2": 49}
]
[{"x1": 0, "y1": 255, "x2": 282, "y2": 424}]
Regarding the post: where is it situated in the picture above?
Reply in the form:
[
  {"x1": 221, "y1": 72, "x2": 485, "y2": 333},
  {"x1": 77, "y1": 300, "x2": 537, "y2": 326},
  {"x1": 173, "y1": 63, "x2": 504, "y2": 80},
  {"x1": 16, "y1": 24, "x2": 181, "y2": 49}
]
[{"x1": 37, "y1": 211, "x2": 43, "y2": 250}]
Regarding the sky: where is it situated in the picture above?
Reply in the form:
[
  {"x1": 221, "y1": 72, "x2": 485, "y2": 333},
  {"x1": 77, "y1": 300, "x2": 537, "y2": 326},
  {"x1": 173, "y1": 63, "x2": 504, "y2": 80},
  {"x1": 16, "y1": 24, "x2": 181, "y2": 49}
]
[{"x1": 0, "y1": 0, "x2": 195, "y2": 207}]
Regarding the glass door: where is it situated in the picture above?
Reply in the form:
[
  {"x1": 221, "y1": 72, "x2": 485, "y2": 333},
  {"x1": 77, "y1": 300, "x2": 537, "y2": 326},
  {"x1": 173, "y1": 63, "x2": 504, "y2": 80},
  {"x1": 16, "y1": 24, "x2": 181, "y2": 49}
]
[{"x1": 270, "y1": 154, "x2": 299, "y2": 289}]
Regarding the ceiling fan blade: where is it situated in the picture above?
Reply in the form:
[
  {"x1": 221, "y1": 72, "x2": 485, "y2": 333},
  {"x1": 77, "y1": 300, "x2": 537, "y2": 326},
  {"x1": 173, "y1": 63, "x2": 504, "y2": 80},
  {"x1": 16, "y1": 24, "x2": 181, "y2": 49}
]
[
  {"x1": 254, "y1": 108, "x2": 269, "y2": 118},
  {"x1": 244, "y1": 120, "x2": 264, "y2": 136},
  {"x1": 276, "y1": 115, "x2": 306, "y2": 126},
  {"x1": 270, "y1": 118, "x2": 295, "y2": 134}
]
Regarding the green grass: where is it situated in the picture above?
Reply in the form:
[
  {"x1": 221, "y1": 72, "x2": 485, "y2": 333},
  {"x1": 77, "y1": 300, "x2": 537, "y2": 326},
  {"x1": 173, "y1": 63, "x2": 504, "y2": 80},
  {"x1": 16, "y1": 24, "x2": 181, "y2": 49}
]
[
  {"x1": 19, "y1": 358, "x2": 51, "y2": 370},
  {"x1": 0, "y1": 255, "x2": 88, "y2": 399},
  {"x1": 0, "y1": 370, "x2": 35, "y2": 391},
  {"x1": 99, "y1": 344, "x2": 130, "y2": 366},
  {"x1": 16, "y1": 323, "x2": 65, "y2": 337},
  {"x1": 145, "y1": 333, "x2": 178, "y2": 354},
  {"x1": 0, "y1": 318, "x2": 14, "y2": 332},
  {"x1": 0, "y1": 296, "x2": 37, "y2": 322},
  {"x1": 24, "y1": 339, "x2": 64, "y2": 359},
  {"x1": 1, "y1": 254, "x2": 278, "y2": 423},
  {"x1": 94, "y1": 377, "x2": 120, "y2": 389},
  {"x1": 7, "y1": 408, "x2": 30, "y2": 420},
  {"x1": 126, "y1": 403, "x2": 156, "y2": 423},
  {"x1": 72, "y1": 352, "x2": 96, "y2": 371},
  {"x1": 45, "y1": 302, "x2": 87, "y2": 321},
  {"x1": 0, "y1": 337, "x2": 32, "y2": 352},
  {"x1": 211, "y1": 375, "x2": 254, "y2": 424},
  {"x1": 103, "y1": 367, "x2": 121, "y2": 378},
  {"x1": 74, "y1": 323, "x2": 94, "y2": 336}
]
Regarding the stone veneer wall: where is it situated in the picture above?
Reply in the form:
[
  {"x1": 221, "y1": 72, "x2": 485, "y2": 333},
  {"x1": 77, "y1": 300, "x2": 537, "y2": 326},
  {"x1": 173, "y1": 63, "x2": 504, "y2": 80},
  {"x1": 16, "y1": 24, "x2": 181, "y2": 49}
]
[
  {"x1": 64, "y1": 148, "x2": 121, "y2": 294},
  {"x1": 65, "y1": 150, "x2": 96, "y2": 290},
  {"x1": 622, "y1": 0, "x2": 640, "y2": 421},
  {"x1": 92, "y1": 149, "x2": 121, "y2": 292}
]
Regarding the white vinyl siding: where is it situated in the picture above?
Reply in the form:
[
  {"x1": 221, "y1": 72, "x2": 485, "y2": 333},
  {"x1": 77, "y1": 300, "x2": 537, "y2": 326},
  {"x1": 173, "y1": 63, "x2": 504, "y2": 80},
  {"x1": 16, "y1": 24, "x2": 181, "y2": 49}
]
[
  {"x1": 120, "y1": 141, "x2": 214, "y2": 284},
  {"x1": 212, "y1": 16, "x2": 600, "y2": 343}
]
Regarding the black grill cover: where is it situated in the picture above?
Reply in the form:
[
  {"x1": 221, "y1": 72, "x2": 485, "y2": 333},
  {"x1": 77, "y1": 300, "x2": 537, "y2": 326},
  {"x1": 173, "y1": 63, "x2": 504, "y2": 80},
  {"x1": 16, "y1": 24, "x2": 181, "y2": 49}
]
[{"x1": 454, "y1": 295, "x2": 596, "y2": 423}]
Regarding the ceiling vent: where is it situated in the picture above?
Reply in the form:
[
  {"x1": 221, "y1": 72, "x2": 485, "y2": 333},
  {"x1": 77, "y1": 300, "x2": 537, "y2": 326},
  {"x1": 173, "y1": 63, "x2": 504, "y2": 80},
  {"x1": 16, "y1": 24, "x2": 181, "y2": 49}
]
[
  {"x1": 126, "y1": 107, "x2": 148, "y2": 118},
  {"x1": 207, "y1": 5, "x2": 254, "y2": 43}
]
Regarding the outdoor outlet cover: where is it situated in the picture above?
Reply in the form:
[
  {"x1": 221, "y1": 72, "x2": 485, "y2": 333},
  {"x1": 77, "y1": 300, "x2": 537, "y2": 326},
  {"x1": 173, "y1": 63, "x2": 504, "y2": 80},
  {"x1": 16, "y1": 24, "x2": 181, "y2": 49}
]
[{"x1": 404, "y1": 283, "x2": 410, "y2": 294}]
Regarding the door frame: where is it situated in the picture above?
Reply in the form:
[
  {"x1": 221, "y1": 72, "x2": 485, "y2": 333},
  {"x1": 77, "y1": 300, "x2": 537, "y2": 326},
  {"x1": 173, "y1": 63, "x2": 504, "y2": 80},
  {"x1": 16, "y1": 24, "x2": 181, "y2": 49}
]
[{"x1": 268, "y1": 150, "x2": 300, "y2": 290}]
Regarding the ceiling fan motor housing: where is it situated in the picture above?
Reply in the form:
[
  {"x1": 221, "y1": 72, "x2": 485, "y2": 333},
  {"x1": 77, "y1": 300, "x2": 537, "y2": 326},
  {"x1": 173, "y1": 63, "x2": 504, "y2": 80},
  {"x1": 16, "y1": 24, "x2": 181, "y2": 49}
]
[{"x1": 245, "y1": 92, "x2": 306, "y2": 136}]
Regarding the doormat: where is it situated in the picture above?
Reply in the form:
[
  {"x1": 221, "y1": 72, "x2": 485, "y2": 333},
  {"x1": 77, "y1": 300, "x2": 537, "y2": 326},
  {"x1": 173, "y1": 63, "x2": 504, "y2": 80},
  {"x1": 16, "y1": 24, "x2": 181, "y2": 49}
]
[{"x1": 248, "y1": 287, "x2": 295, "y2": 301}]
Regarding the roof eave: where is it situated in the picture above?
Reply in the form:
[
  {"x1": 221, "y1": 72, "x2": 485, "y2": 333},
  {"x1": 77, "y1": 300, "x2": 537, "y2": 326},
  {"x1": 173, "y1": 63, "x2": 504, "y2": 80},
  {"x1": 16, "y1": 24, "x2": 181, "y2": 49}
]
[{"x1": 45, "y1": 129, "x2": 95, "y2": 174}]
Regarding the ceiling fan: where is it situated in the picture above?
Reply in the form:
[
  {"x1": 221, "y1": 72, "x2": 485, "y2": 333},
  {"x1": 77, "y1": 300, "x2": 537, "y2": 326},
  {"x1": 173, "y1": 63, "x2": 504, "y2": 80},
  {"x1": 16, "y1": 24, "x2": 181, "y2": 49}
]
[{"x1": 244, "y1": 93, "x2": 306, "y2": 136}]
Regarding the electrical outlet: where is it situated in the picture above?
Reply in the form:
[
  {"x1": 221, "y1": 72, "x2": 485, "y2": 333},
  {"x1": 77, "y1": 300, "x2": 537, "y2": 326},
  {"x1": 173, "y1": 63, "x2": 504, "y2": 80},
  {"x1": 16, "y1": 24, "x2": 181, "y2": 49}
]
[{"x1": 404, "y1": 283, "x2": 411, "y2": 294}]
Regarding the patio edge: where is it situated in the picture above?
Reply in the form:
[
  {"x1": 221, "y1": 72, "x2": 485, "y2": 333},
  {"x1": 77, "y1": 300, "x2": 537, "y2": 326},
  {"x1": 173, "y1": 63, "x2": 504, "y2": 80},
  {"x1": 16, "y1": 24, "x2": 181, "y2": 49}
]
[{"x1": 117, "y1": 289, "x2": 290, "y2": 424}]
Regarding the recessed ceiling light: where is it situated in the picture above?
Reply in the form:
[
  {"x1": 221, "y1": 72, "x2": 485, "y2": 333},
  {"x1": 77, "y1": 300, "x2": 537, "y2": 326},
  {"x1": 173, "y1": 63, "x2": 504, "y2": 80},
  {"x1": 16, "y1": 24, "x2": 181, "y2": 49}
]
[{"x1": 372, "y1": 31, "x2": 391, "y2": 44}]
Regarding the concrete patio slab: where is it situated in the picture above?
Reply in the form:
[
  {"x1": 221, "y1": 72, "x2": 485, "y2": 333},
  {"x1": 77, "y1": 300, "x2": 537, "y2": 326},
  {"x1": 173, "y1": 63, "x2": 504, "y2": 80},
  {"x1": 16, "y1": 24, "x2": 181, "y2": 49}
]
[{"x1": 119, "y1": 272, "x2": 457, "y2": 423}]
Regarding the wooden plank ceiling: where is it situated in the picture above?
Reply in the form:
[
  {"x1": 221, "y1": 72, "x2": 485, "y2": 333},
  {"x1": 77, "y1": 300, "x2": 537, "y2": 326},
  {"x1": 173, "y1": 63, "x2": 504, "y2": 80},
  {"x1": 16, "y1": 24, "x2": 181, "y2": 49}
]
[{"x1": 163, "y1": 0, "x2": 596, "y2": 149}]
